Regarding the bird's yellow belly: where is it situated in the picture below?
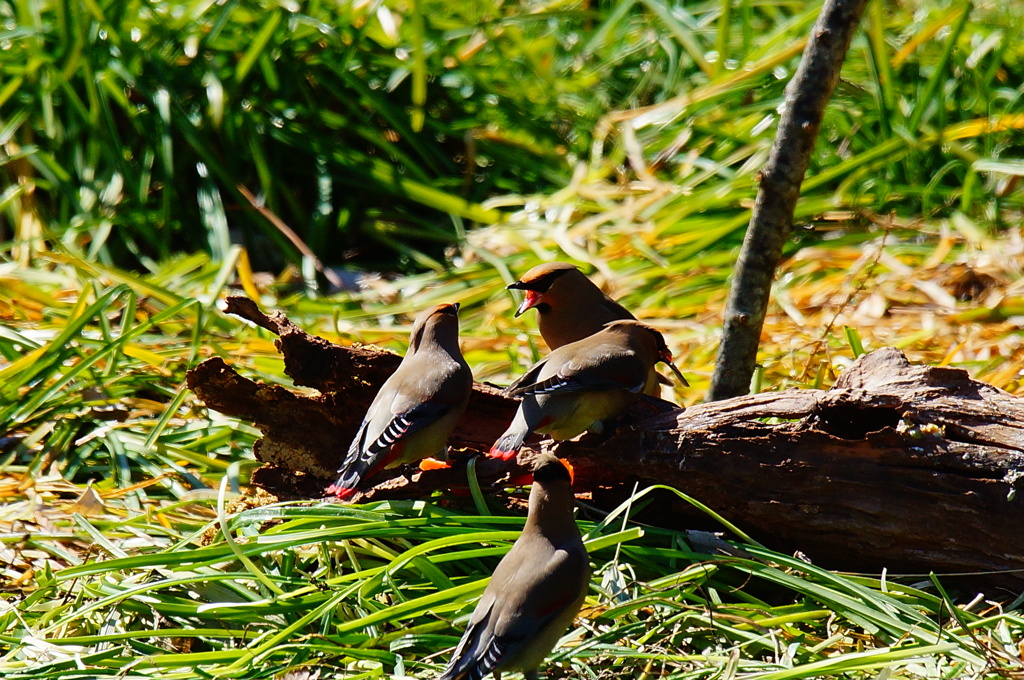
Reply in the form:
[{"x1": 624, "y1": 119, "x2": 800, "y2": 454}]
[{"x1": 535, "y1": 390, "x2": 635, "y2": 441}]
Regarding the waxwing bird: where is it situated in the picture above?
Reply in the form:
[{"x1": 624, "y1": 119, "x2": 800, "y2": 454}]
[
  {"x1": 507, "y1": 262, "x2": 685, "y2": 395},
  {"x1": 507, "y1": 262, "x2": 632, "y2": 349},
  {"x1": 441, "y1": 453, "x2": 590, "y2": 680},
  {"x1": 326, "y1": 303, "x2": 473, "y2": 499},
  {"x1": 489, "y1": 320, "x2": 686, "y2": 460}
]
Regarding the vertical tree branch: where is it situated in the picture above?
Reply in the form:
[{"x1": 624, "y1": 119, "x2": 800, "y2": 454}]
[{"x1": 708, "y1": 0, "x2": 870, "y2": 401}]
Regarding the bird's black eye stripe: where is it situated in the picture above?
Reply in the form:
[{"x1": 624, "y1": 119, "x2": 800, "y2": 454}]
[
  {"x1": 533, "y1": 267, "x2": 573, "y2": 291},
  {"x1": 513, "y1": 267, "x2": 575, "y2": 293}
]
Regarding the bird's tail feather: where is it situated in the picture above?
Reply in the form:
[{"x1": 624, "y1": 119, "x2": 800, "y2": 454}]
[
  {"x1": 439, "y1": 647, "x2": 500, "y2": 680},
  {"x1": 488, "y1": 429, "x2": 525, "y2": 460},
  {"x1": 325, "y1": 466, "x2": 364, "y2": 499},
  {"x1": 326, "y1": 422, "x2": 373, "y2": 498},
  {"x1": 325, "y1": 444, "x2": 395, "y2": 499}
]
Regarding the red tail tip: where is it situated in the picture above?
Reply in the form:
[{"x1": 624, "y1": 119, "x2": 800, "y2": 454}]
[
  {"x1": 487, "y1": 445, "x2": 518, "y2": 461},
  {"x1": 325, "y1": 484, "x2": 357, "y2": 500}
]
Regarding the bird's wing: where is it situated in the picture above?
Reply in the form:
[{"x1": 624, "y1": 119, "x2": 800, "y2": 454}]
[
  {"x1": 504, "y1": 357, "x2": 549, "y2": 396},
  {"x1": 330, "y1": 352, "x2": 470, "y2": 497},
  {"x1": 441, "y1": 540, "x2": 589, "y2": 679},
  {"x1": 359, "y1": 360, "x2": 467, "y2": 456},
  {"x1": 439, "y1": 596, "x2": 498, "y2": 680},
  {"x1": 364, "y1": 399, "x2": 454, "y2": 456},
  {"x1": 509, "y1": 344, "x2": 645, "y2": 398},
  {"x1": 598, "y1": 296, "x2": 634, "y2": 322},
  {"x1": 333, "y1": 396, "x2": 455, "y2": 491}
]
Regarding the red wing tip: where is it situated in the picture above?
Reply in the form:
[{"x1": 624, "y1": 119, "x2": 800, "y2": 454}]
[{"x1": 325, "y1": 484, "x2": 356, "y2": 500}]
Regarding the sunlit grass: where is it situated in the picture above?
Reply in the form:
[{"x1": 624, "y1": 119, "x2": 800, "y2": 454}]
[
  {"x1": 3, "y1": 0, "x2": 1024, "y2": 677},
  {"x1": 2, "y1": 478, "x2": 1021, "y2": 679},
  {"x1": 2, "y1": 232, "x2": 1024, "y2": 677}
]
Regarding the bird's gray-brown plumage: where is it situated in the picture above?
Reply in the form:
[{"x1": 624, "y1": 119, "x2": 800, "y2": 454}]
[
  {"x1": 507, "y1": 262, "x2": 684, "y2": 395},
  {"x1": 507, "y1": 262, "x2": 633, "y2": 350},
  {"x1": 326, "y1": 303, "x2": 472, "y2": 499},
  {"x1": 489, "y1": 320, "x2": 685, "y2": 459},
  {"x1": 441, "y1": 453, "x2": 590, "y2": 680}
]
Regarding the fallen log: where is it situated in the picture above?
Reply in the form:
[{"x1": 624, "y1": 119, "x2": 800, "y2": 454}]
[{"x1": 187, "y1": 297, "x2": 1024, "y2": 587}]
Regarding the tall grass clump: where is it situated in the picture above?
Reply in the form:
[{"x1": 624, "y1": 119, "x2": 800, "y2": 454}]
[{"x1": 3, "y1": 0, "x2": 1024, "y2": 276}]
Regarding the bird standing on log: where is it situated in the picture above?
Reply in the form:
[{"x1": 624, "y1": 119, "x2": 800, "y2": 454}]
[
  {"x1": 440, "y1": 453, "x2": 590, "y2": 680},
  {"x1": 489, "y1": 320, "x2": 686, "y2": 460},
  {"x1": 326, "y1": 303, "x2": 473, "y2": 500},
  {"x1": 507, "y1": 262, "x2": 683, "y2": 396}
]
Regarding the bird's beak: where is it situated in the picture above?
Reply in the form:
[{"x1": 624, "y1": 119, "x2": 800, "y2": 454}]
[
  {"x1": 659, "y1": 350, "x2": 689, "y2": 387},
  {"x1": 512, "y1": 290, "x2": 541, "y2": 318},
  {"x1": 452, "y1": 302, "x2": 460, "y2": 312}
]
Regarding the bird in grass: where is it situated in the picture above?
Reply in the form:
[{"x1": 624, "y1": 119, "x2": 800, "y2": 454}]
[
  {"x1": 489, "y1": 320, "x2": 686, "y2": 460},
  {"x1": 326, "y1": 303, "x2": 472, "y2": 499},
  {"x1": 440, "y1": 452, "x2": 590, "y2": 680},
  {"x1": 506, "y1": 262, "x2": 684, "y2": 395}
]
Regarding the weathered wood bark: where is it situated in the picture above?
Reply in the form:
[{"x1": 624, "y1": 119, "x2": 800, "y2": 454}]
[
  {"x1": 710, "y1": 0, "x2": 870, "y2": 400},
  {"x1": 187, "y1": 296, "x2": 513, "y2": 499},
  {"x1": 187, "y1": 297, "x2": 1024, "y2": 587}
]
